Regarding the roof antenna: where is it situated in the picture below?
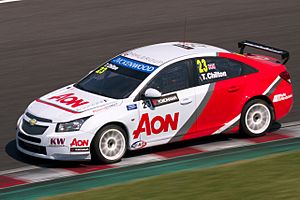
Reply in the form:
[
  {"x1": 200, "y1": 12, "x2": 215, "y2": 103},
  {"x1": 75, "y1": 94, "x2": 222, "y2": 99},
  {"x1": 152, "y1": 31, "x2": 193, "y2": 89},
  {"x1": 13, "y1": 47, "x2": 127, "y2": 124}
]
[{"x1": 183, "y1": 16, "x2": 187, "y2": 45}]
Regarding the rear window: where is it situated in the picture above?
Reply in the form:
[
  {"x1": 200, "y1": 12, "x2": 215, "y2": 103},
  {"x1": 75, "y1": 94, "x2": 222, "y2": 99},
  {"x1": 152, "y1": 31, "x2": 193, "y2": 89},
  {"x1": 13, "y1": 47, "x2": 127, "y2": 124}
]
[{"x1": 193, "y1": 57, "x2": 257, "y2": 85}]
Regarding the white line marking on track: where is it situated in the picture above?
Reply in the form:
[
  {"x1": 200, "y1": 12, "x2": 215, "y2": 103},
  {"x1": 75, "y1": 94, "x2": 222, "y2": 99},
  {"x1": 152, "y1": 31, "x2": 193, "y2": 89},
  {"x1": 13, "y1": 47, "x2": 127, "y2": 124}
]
[
  {"x1": 8, "y1": 168, "x2": 76, "y2": 183},
  {"x1": 193, "y1": 139, "x2": 255, "y2": 152},
  {"x1": 282, "y1": 121, "x2": 300, "y2": 127},
  {"x1": 112, "y1": 154, "x2": 165, "y2": 167},
  {"x1": 0, "y1": 165, "x2": 39, "y2": 176},
  {"x1": 0, "y1": 0, "x2": 21, "y2": 3}
]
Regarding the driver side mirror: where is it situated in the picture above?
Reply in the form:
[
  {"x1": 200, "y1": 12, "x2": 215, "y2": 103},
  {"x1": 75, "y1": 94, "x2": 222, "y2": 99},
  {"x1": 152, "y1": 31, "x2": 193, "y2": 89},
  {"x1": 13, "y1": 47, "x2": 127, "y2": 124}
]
[{"x1": 144, "y1": 88, "x2": 162, "y2": 99}]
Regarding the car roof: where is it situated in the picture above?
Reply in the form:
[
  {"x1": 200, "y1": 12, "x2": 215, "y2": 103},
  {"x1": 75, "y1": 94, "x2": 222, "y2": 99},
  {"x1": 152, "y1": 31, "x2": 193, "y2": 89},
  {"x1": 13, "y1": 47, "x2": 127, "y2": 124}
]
[{"x1": 121, "y1": 42, "x2": 229, "y2": 66}]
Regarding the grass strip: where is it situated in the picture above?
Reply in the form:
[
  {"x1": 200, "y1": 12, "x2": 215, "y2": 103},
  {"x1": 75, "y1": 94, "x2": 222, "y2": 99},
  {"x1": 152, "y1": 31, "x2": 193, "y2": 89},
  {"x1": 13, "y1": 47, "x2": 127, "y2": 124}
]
[{"x1": 45, "y1": 150, "x2": 300, "y2": 200}]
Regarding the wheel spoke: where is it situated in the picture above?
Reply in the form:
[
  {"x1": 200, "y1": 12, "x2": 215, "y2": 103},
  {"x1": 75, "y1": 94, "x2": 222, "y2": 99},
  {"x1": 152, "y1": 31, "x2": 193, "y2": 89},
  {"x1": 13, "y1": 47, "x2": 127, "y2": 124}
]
[
  {"x1": 99, "y1": 128, "x2": 126, "y2": 161},
  {"x1": 245, "y1": 103, "x2": 271, "y2": 134}
]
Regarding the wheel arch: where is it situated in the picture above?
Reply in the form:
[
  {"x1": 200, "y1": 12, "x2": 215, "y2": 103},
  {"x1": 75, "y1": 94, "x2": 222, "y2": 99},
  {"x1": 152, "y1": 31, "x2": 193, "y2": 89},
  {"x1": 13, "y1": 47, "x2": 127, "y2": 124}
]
[
  {"x1": 243, "y1": 95, "x2": 275, "y2": 120},
  {"x1": 92, "y1": 121, "x2": 130, "y2": 147}
]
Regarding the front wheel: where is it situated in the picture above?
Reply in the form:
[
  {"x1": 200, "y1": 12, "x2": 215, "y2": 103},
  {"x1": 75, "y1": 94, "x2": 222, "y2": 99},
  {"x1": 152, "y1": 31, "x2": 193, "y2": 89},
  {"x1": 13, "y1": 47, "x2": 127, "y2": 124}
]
[
  {"x1": 91, "y1": 125, "x2": 127, "y2": 163},
  {"x1": 240, "y1": 99, "x2": 273, "y2": 137}
]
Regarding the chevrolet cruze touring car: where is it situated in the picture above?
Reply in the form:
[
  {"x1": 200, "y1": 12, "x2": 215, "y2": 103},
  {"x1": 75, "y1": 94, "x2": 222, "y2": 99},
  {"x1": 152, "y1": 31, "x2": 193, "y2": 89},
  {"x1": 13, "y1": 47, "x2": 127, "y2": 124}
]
[{"x1": 16, "y1": 41, "x2": 293, "y2": 163}]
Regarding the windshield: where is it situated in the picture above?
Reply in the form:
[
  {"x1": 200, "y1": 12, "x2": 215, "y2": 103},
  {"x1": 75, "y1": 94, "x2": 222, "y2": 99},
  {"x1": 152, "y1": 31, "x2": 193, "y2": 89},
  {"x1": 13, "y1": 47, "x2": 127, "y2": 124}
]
[{"x1": 74, "y1": 56, "x2": 158, "y2": 99}]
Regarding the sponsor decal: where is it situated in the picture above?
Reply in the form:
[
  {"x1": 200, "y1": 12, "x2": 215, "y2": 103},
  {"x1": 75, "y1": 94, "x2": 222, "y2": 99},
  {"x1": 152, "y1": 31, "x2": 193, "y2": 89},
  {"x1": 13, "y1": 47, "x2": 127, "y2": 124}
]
[
  {"x1": 151, "y1": 94, "x2": 179, "y2": 107},
  {"x1": 49, "y1": 138, "x2": 66, "y2": 146},
  {"x1": 95, "y1": 66, "x2": 108, "y2": 75},
  {"x1": 110, "y1": 56, "x2": 157, "y2": 74},
  {"x1": 200, "y1": 71, "x2": 227, "y2": 81},
  {"x1": 196, "y1": 58, "x2": 227, "y2": 81},
  {"x1": 252, "y1": 55, "x2": 271, "y2": 61},
  {"x1": 133, "y1": 112, "x2": 179, "y2": 139},
  {"x1": 92, "y1": 102, "x2": 118, "y2": 113},
  {"x1": 95, "y1": 63, "x2": 119, "y2": 75},
  {"x1": 123, "y1": 51, "x2": 163, "y2": 65},
  {"x1": 127, "y1": 104, "x2": 137, "y2": 111},
  {"x1": 104, "y1": 63, "x2": 119, "y2": 70},
  {"x1": 174, "y1": 43, "x2": 207, "y2": 50},
  {"x1": 70, "y1": 147, "x2": 90, "y2": 152},
  {"x1": 207, "y1": 63, "x2": 216, "y2": 70},
  {"x1": 29, "y1": 118, "x2": 37, "y2": 126},
  {"x1": 70, "y1": 138, "x2": 89, "y2": 147},
  {"x1": 131, "y1": 140, "x2": 147, "y2": 149},
  {"x1": 273, "y1": 93, "x2": 293, "y2": 103},
  {"x1": 173, "y1": 43, "x2": 194, "y2": 50},
  {"x1": 48, "y1": 93, "x2": 89, "y2": 108}
]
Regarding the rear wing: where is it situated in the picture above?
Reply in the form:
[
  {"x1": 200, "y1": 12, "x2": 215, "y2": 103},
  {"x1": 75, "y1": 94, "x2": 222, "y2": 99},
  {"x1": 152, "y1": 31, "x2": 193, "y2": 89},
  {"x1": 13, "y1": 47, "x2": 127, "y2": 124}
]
[{"x1": 238, "y1": 40, "x2": 290, "y2": 64}]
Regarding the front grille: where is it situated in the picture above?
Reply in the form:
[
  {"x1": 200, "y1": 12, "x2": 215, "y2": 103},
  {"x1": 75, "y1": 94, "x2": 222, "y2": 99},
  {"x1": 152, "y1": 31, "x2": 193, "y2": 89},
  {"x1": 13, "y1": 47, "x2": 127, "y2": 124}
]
[
  {"x1": 18, "y1": 131, "x2": 41, "y2": 143},
  {"x1": 22, "y1": 120, "x2": 48, "y2": 135},
  {"x1": 18, "y1": 139, "x2": 47, "y2": 155},
  {"x1": 25, "y1": 112, "x2": 52, "y2": 123}
]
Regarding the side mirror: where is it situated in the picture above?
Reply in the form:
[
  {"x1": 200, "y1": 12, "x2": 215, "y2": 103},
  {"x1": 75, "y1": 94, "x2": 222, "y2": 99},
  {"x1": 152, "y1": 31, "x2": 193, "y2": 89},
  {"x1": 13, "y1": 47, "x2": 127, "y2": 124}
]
[{"x1": 144, "y1": 88, "x2": 162, "y2": 99}]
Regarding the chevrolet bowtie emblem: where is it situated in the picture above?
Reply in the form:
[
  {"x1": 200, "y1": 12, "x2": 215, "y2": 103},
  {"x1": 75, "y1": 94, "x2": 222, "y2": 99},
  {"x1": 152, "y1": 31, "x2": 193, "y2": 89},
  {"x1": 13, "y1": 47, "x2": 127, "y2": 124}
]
[{"x1": 29, "y1": 119, "x2": 37, "y2": 126}]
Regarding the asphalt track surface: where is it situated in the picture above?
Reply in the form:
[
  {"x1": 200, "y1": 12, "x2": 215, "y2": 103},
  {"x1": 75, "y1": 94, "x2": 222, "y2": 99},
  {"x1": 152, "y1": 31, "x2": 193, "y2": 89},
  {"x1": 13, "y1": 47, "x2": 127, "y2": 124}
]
[
  {"x1": 2, "y1": 137, "x2": 300, "y2": 200},
  {"x1": 0, "y1": 0, "x2": 299, "y2": 171}
]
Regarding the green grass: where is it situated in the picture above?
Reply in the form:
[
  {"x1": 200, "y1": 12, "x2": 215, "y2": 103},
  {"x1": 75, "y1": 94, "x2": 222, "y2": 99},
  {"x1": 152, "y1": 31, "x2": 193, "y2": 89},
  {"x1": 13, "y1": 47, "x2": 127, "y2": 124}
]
[{"x1": 45, "y1": 151, "x2": 300, "y2": 200}]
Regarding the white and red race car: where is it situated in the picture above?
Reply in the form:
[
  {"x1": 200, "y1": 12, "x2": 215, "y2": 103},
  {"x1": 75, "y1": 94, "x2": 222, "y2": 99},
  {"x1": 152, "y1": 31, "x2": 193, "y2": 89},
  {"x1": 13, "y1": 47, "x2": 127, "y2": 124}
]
[{"x1": 16, "y1": 41, "x2": 293, "y2": 163}]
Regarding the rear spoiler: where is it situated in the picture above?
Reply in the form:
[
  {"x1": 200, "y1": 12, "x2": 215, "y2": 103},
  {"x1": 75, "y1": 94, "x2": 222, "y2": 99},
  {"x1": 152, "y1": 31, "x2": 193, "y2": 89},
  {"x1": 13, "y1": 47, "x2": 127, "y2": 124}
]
[{"x1": 238, "y1": 40, "x2": 290, "y2": 64}]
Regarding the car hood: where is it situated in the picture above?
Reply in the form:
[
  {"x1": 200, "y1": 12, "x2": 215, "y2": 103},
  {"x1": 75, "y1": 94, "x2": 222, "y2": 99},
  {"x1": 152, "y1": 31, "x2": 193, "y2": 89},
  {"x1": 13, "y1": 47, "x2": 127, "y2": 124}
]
[{"x1": 26, "y1": 85, "x2": 121, "y2": 122}]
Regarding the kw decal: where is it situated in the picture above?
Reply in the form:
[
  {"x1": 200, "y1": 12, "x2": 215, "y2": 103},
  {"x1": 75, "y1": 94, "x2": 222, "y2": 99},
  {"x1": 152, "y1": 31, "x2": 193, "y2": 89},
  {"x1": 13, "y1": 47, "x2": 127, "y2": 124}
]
[{"x1": 49, "y1": 138, "x2": 66, "y2": 146}]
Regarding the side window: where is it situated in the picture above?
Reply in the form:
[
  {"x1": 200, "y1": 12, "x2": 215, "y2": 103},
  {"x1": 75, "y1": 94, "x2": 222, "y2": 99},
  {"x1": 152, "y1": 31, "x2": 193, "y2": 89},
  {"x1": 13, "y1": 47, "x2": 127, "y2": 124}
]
[
  {"x1": 194, "y1": 57, "x2": 256, "y2": 85},
  {"x1": 147, "y1": 60, "x2": 191, "y2": 94},
  {"x1": 194, "y1": 57, "x2": 229, "y2": 85},
  {"x1": 226, "y1": 58, "x2": 257, "y2": 76}
]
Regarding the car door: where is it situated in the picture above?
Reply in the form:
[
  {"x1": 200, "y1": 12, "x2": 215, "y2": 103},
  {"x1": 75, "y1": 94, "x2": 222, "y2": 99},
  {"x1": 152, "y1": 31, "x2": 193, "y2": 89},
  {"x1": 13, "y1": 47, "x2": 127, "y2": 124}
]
[
  {"x1": 180, "y1": 57, "x2": 251, "y2": 140},
  {"x1": 133, "y1": 59, "x2": 197, "y2": 146}
]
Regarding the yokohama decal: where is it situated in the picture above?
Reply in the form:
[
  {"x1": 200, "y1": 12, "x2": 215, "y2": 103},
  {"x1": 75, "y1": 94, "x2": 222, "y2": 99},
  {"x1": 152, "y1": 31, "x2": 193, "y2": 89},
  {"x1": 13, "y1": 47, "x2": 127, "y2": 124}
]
[
  {"x1": 133, "y1": 112, "x2": 179, "y2": 139},
  {"x1": 151, "y1": 94, "x2": 179, "y2": 107}
]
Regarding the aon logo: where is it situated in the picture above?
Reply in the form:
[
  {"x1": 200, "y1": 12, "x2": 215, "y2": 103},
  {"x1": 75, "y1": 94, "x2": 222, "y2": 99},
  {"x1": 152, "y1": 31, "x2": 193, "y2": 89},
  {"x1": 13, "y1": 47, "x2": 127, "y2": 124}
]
[
  {"x1": 48, "y1": 93, "x2": 89, "y2": 108},
  {"x1": 133, "y1": 112, "x2": 179, "y2": 139}
]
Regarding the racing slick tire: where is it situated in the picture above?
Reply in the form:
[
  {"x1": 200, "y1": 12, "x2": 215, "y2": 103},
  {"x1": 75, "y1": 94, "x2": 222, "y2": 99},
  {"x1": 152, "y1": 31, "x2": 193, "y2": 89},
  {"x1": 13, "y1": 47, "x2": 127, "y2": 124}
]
[
  {"x1": 91, "y1": 125, "x2": 127, "y2": 163},
  {"x1": 240, "y1": 99, "x2": 273, "y2": 137}
]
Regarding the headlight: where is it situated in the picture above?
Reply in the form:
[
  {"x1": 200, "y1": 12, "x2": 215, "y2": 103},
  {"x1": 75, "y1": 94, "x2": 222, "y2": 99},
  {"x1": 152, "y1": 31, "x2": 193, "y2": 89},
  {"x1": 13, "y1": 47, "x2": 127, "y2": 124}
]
[{"x1": 56, "y1": 117, "x2": 90, "y2": 132}]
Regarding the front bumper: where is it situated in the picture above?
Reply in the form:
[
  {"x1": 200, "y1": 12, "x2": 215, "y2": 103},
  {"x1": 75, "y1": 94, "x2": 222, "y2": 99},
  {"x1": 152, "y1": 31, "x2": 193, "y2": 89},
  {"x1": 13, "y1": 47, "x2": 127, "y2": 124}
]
[{"x1": 16, "y1": 114, "x2": 93, "y2": 161}]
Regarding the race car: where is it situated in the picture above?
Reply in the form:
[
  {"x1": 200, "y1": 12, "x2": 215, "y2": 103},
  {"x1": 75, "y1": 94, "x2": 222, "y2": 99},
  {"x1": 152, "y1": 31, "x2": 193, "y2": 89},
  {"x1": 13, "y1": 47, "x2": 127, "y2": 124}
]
[{"x1": 16, "y1": 41, "x2": 293, "y2": 163}]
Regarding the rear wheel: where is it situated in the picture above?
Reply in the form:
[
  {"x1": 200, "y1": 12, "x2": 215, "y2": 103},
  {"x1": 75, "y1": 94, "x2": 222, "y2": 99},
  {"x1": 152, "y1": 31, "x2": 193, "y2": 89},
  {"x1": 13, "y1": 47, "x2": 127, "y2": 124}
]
[
  {"x1": 240, "y1": 99, "x2": 273, "y2": 137},
  {"x1": 91, "y1": 125, "x2": 127, "y2": 163}
]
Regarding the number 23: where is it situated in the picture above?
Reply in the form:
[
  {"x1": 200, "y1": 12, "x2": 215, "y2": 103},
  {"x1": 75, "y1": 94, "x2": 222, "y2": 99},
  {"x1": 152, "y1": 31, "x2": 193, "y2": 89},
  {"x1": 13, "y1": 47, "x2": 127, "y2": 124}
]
[{"x1": 197, "y1": 59, "x2": 208, "y2": 73}]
